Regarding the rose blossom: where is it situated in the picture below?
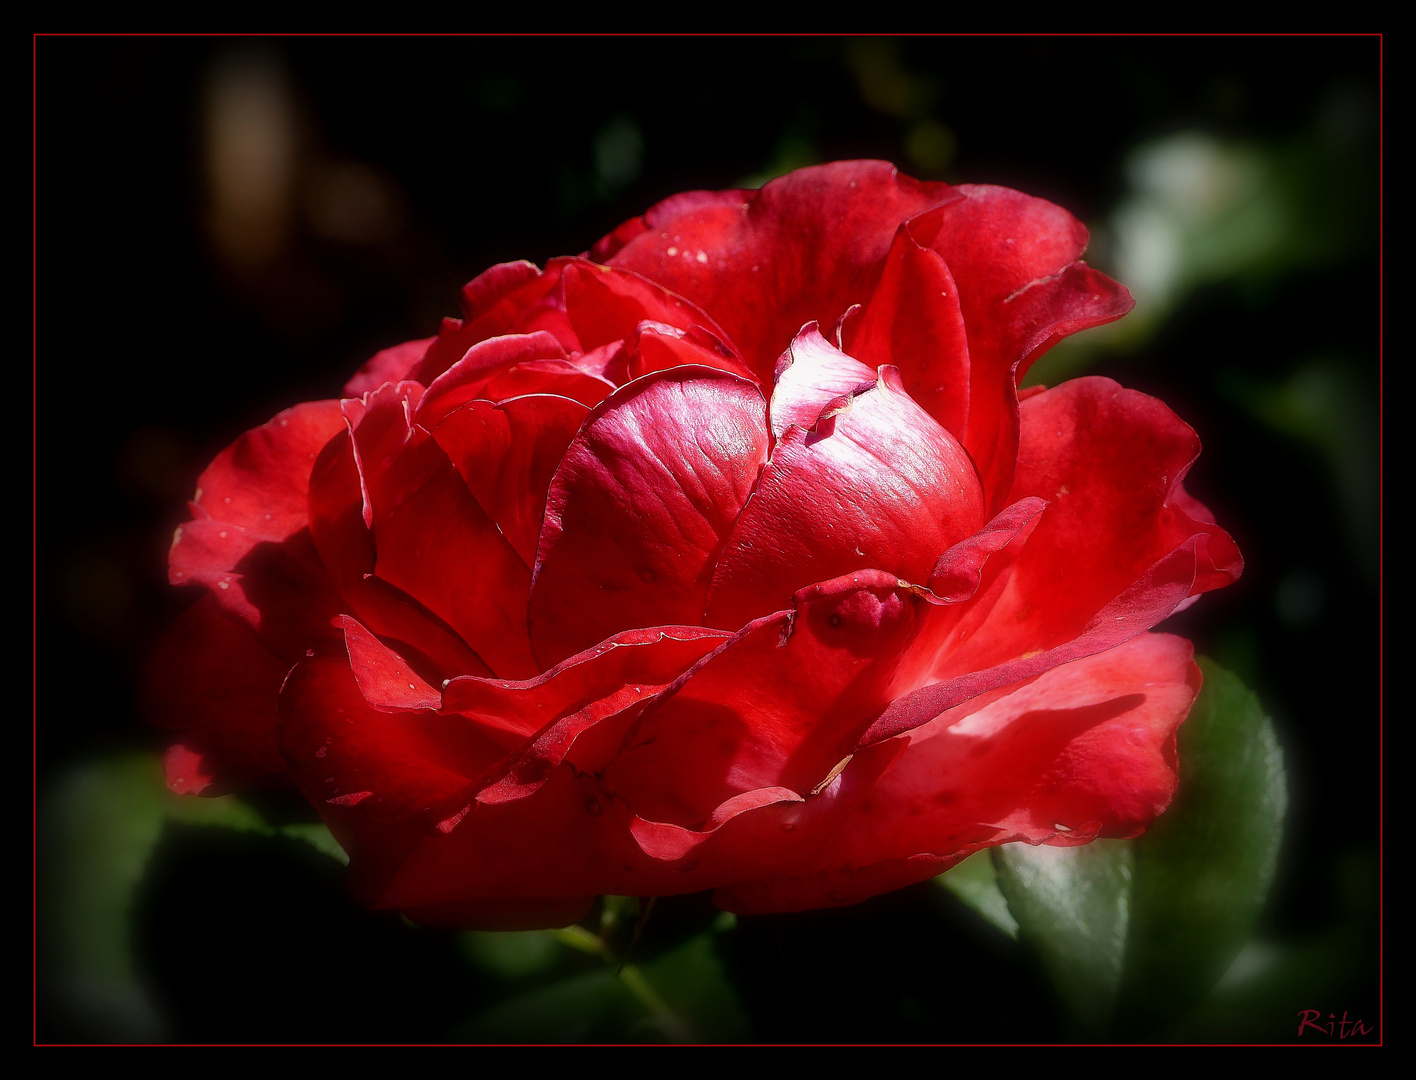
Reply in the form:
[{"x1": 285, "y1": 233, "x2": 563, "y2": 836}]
[{"x1": 148, "y1": 161, "x2": 1241, "y2": 928}]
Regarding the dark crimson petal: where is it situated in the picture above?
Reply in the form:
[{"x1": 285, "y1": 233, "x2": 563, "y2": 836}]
[
  {"x1": 839, "y1": 217, "x2": 972, "y2": 441},
  {"x1": 717, "y1": 634, "x2": 1198, "y2": 914},
  {"x1": 169, "y1": 524, "x2": 343, "y2": 663},
  {"x1": 343, "y1": 337, "x2": 436, "y2": 397},
  {"x1": 307, "y1": 416, "x2": 494, "y2": 682},
  {"x1": 604, "y1": 161, "x2": 960, "y2": 382},
  {"x1": 373, "y1": 765, "x2": 646, "y2": 913},
  {"x1": 529, "y1": 368, "x2": 770, "y2": 668},
  {"x1": 144, "y1": 594, "x2": 291, "y2": 794},
  {"x1": 706, "y1": 365, "x2": 985, "y2": 632},
  {"x1": 280, "y1": 655, "x2": 508, "y2": 823},
  {"x1": 439, "y1": 624, "x2": 730, "y2": 804},
  {"x1": 428, "y1": 393, "x2": 590, "y2": 568},
  {"x1": 361, "y1": 404, "x2": 538, "y2": 679},
  {"x1": 168, "y1": 400, "x2": 347, "y2": 659},
  {"x1": 340, "y1": 615, "x2": 443, "y2": 712},
  {"x1": 603, "y1": 572, "x2": 930, "y2": 831}
]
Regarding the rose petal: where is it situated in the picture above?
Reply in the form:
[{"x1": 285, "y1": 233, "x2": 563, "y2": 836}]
[
  {"x1": 604, "y1": 572, "x2": 931, "y2": 831},
  {"x1": 439, "y1": 624, "x2": 730, "y2": 803},
  {"x1": 308, "y1": 410, "x2": 495, "y2": 682},
  {"x1": 409, "y1": 261, "x2": 558, "y2": 384},
  {"x1": 343, "y1": 337, "x2": 436, "y2": 397},
  {"x1": 839, "y1": 216, "x2": 972, "y2": 441},
  {"x1": 361, "y1": 404, "x2": 537, "y2": 679},
  {"x1": 528, "y1": 367, "x2": 770, "y2": 668},
  {"x1": 912, "y1": 188, "x2": 1135, "y2": 508},
  {"x1": 706, "y1": 364, "x2": 985, "y2": 631},
  {"x1": 935, "y1": 376, "x2": 1242, "y2": 677},
  {"x1": 767, "y1": 323, "x2": 877, "y2": 441},
  {"x1": 715, "y1": 633, "x2": 1198, "y2": 913},
  {"x1": 280, "y1": 654, "x2": 507, "y2": 823},
  {"x1": 144, "y1": 594, "x2": 291, "y2": 794},
  {"x1": 428, "y1": 393, "x2": 589, "y2": 567},
  {"x1": 604, "y1": 161, "x2": 961, "y2": 381}
]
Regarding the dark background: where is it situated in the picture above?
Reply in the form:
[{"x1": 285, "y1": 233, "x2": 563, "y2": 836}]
[{"x1": 37, "y1": 35, "x2": 1380, "y2": 1044}]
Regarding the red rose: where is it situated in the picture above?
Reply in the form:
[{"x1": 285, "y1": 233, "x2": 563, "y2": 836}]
[{"x1": 149, "y1": 161, "x2": 1241, "y2": 929}]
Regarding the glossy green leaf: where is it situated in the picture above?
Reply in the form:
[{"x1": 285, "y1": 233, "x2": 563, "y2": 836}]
[
  {"x1": 988, "y1": 659, "x2": 1286, "y2": 1038},
  {"x1": 1117, "y1": 657, "x2": 1287, "y2": 1031},
  {"x1": 937, "y1": 850, "x2": 1019, "y2": 939},
  {"x1": 994, "y1": 839, "x2": 1135, "y2": 1033}
]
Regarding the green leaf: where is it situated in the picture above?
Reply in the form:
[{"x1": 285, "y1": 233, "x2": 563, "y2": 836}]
[
  {"x1": 38, "y1": 753, "x2": 349, "y2": 1041},
  {"x1": 1117, "y1": 657, "x2": 1287, "y2": 1031},
  {"x1": 937, "y1": 850, "x2": 1019, "y2": 939},
  {"x1": 460, "y1": 929, "x2": 566, "y2": 980},
  {"x1": 994, "y1": 839, "x2": 1135, "y2": 1033},
  {"x1": 38, "y1": 755, "x2": 170, "y2": 1041},
  {"x1": 987, "y1": 658, "x2": 1287, "y2": 1039}
]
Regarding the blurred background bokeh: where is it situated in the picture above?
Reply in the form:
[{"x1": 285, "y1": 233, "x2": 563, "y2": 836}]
[{"x1": 36, "y1": 35, "x2": 1380, "y2": 1044}]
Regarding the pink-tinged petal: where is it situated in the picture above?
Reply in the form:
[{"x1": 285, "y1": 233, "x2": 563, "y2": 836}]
[
  {"x1": 767, "y1": 324, "x2": 877, "y2": 440},
  {"x1": 706, "y1": 365, "x2": 986, "y2": 632},
  {"x1": 280, "y1": 655, "x2": 508, "y2": 822},
  {"x1": 529, "y1": 368, "x2": 770, "y2": 668},
  {"x1": 307, "y1": 420, "x2": 494, "y2": 683},
  {"x1": 439, "y1": 624, "x2": 730, "y2": 802},
  {"x1": 360, "y1": 403, "x2": 537, "y2": 679},
  {"x1": 416, "y1": 331, "x2": 569, "y2": 426},
  {"x1": 604, "y1": 161, "x2": 961, "y2": 382},
  {"x1": 408, "y1": 261, "x2": 559, "y2": 384},
  {"x1": 913, "y1": 187, "x2": 1134, "y2": 508},
  {"x1": 343, "y1": 337, "x2": 436, "y2": 397},
  {"x1": 716, "y1": 633, "x2": 1197, "y2": 914},
  {"x1": 340, "y1": 615, "x2": 443, "y2": 712},
  {"x1": 839, "y1": 217, "x2": 972, "y2": 440},
  {"x1": 603, "y1": 573, "x2": 931, "y2": 831},
  {"x1": 625, "y1": 322, "x2": 754, "y2": 383},
  {"x1": 144, "y1": 594, "x2": 290, "y2": 794},
  {"x1": 428, "y1": 393, "x2": 589, "y2": 567}
]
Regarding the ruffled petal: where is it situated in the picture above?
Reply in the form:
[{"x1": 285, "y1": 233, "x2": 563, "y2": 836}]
[
  {"x1": 603, "y1": 161, "x2": 959, "y2": 382},
  {"x1": 716, "y1": 633, "x2": 1198, "y2": 913}
]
